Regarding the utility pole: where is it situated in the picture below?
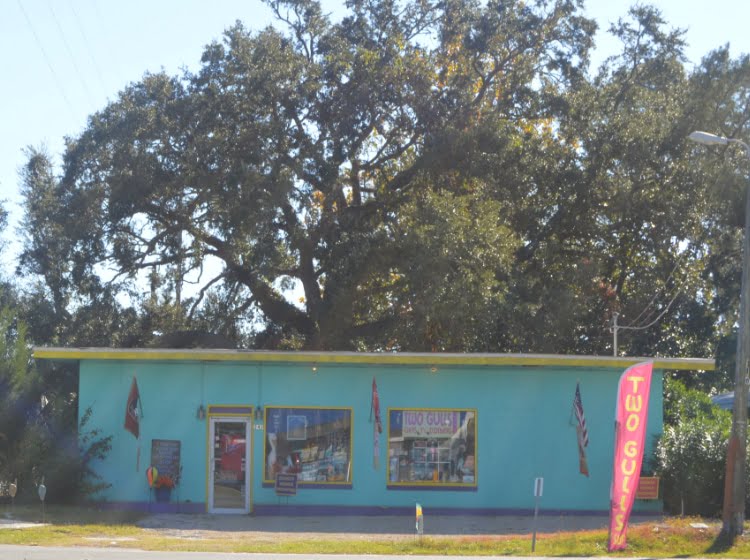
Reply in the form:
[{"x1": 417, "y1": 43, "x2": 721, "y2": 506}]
[
  {"x1": 689, "y1": 131, "x2": 750, "y2": 537},
  {"x1": 729, "y1": 153, "x2": 750, "y2": 536},
  {"x1": 612, "y1": 312, "x2": 619, "y2": 357}
]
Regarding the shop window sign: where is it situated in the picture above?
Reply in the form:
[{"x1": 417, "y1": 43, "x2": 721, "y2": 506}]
[
  {"x1": 286, "y1": 415, "x2": 307, "y2": 440},
  {"x1": 388, "y1": 408, "x2": 477, "y2": 487},
  {"x1": 264, "y1": 407, "x2": 352, "y2": 484}
]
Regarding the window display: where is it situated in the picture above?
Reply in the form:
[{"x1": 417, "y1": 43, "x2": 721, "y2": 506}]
[
  {"x1": 264, "y1": 407, "x2": 352, "y2": 484},
  {"x1": 387, "y1": 408, "x2": 476, "y2": 487}
]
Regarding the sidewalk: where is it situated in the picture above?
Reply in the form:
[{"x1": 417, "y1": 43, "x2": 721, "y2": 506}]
[{"x1": 135, "y1": 512, "x2": 657, "y2": 538}]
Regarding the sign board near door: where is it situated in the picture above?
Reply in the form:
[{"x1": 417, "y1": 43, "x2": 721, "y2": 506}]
[
  {"x1": 635, "y1": 476, "x2": 659, "y2": 500},
  {"x1": 151, "y1": 439, "x2": 181, "y2": 480},
  {"x1": 275, "y1": 473, "x2": 298, "y2": 496}
]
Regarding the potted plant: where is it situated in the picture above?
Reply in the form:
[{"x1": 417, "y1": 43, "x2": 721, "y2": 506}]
[{"x1": 153, "y1": 474, "x2": 175, "y2": 503}]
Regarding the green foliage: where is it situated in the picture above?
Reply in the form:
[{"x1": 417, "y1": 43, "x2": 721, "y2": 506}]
[
  {"x1": 10, "y1": 1, "x2": 750, "y2": 373},
  {"x1": 655, "y1": 378, "x2": 731, "y2": 516},
  {"x1": 0, "y1": 308, "x2": 111, "y2": 503},
  {"x1": 350, "y1": 187, "x2": 518, "y2": 351},
  {"x1": 18, "y1": 0, "x2": 596, "y2": 351},
  {"x1": 6, "y1": 5, "x2": 750, "y2": 519}
]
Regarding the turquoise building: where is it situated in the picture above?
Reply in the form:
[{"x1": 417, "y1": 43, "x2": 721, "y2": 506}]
[{"x1": 33, "y1": 348, "x2": 712, "y2": 515}]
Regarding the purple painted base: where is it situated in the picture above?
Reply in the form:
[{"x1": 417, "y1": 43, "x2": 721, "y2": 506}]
[
  {"x1": 262, "y1": 482, "x2": 352, "y2": 490},
  {"x1": 386, "y1": 484, "x2": 478, "y2": 492},
  {"x1": 87, "y1": 501, "x2": 662, "y2": 518},
  {"x1": 149, "y1": 502, "x2": 173, "y2": 514},
  {"x1": 252, "y1": 504, "x2": 662, "y2": 517},
  {"x1": 92, "y1": 501, "x2": 206, "y2": 514},
  {"x1": 154, "y1": 488, "x2": 171, "y2": 503}
]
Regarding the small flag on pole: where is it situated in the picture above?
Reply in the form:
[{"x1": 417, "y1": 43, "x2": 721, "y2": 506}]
[
  {"x1": 125, "y1": 377, "x2": 141, "y2": 439},
  {"x1": 371, "y1": 377, "x2": 382, "y2": 469},
  {"x1": 371, "y1": 377, "x2": 382, "y2": 434},
  {"x1": 573, "y1": 382, "x2": 589, "y2": 477}
]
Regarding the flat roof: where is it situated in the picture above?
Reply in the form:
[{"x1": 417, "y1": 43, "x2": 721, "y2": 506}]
[{"x1": 32, "y1": 347, "x2": 715, "y2": 371}]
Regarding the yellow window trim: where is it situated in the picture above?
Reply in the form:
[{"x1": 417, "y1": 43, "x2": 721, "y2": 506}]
[
  {"x1": 386, "y1": 407, "x2": 478, "y2": 488},
  {"x1": 262, "y1": 405, "x2": 354, "y2": 486}
]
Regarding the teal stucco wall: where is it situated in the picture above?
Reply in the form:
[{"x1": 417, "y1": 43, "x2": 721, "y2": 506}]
[{"x1": 78, "y1": 359, "x2": 663, "y2": 514}]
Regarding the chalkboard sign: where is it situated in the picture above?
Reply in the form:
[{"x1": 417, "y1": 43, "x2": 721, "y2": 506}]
[
  {"x1": 275, "y1": 473, "x2": 298, "y2": 496},
  {"x1": 151, "y1": 439, "x2": 181, "y2": 481}
]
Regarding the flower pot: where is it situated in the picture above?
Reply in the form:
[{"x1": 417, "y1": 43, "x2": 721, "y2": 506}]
[{"x1": 154, "y1": 487, "x2": 171, "y2": 503}]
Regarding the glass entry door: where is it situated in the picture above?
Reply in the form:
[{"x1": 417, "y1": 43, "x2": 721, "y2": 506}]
[{"x1": 209, "y1": 417, "x2": 251, "y2": 513}]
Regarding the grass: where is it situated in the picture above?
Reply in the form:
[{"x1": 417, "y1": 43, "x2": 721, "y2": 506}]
[{"x1": 0, "y1": 507, "x2": 749, "y2": 556}]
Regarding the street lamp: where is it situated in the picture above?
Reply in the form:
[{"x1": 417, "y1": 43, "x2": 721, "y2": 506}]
[
  {"x1": 689, "y1": 131, "x2": 750, "y2": 155},
  {"x1": 689, "y1": 130, "x2": 750, "y2": 537}
]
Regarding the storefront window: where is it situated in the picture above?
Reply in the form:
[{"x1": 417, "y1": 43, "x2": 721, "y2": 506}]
[
  {"x1": 264, "y1": 407, "x2": 352, "y2": 484},
  {"x1": 387, "y1": 408, "x2": 476, "y2": 487}
]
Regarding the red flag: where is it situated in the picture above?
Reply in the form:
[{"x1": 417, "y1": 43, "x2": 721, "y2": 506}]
[
  {"x1": 124, "y1": 377, "x2": 141, "y2": 438},
  {"x1": 371, "y1": 377, "x2": 382, "y2": 434},
  {"x1": 372, "y1": 377, "x2": 382, "y2": 470},
  {"x1": 608, "y1": 362, "x2": 653, "y2": 551}
]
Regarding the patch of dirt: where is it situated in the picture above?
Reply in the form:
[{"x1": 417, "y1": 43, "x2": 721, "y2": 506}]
[
  {"x1": 83, "y1": 537, "x2": 139, "y2": 542},
  {"x1": 142, "y1": 527, "x2": 419, "y2": 542}
]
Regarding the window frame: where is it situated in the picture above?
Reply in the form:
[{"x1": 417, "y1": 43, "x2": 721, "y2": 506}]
[
  {"x1": 386, "y1": 407, "x2": 478, "y2": 489},
  {"x1": 263, "y1": 405, "x2": 353, "y2": 487}
]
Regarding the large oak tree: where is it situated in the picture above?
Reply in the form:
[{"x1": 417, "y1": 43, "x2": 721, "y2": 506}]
[
  {"x1": 18, "y1": 2, "x2": 750, "y2": 377},
  {"x1": 20, "y1": 0, "x2": 594, "y2": 350}
]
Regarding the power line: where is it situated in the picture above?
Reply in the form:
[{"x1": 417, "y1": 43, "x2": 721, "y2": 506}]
[
  {"x1": 47, "y1": 0, "x2": 96, "y2": 106},
  {"x1": 16, "y1": 0, "x2": 77, "y2": 123},
  {"x1": 610, "y1": 252, "x2": 701, "y2": 355},
  {"x1": 66, "y1": 0, "x2": 109, "y2": 97},
  {"x1": 617, "y1": 283, "x2": 685, "y2": 332},
  {"x1": 612, "y1": 214, "x2": 714, "y2": 354},
  {"x1": 90, "y1": 0, "x2": 124, "y2": 88},
  {"x1": 624, "y1": 257, "x2": 684, "y2": 328}
]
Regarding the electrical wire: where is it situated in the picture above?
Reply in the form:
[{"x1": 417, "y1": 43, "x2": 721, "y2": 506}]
[
  {"x1": 17, "y1": 0, "x2": 77, "y2": 122},
  {"x1": 90, "y1": 0, "x2": 123, "y2": 85},
  {"x1": 624, "y1": 256, "x2": 684, "y2": 328},
  {"x1": 47, "y1": 0, "x2": 96, "y2": 106},
  {"x1": 66, "y1": 0, "x2": 109, "y2": 96},
  {"x1": 616, "y1": 281, "x2": 686, "y2": 332},
  {"x1": 620, "y1": 209, "x2": 712, "y2": 333}
]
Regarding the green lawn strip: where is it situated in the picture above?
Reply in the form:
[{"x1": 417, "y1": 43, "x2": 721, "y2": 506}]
[
  {"x1": 2, "y1": 513, "x2": 750, "y2": 556},
  {"x1": 0, "y1": 523, "x2": 142, "y2": 545},
  {"x1": 3, "y1": 504, "x2": 144, "y2": 525}
]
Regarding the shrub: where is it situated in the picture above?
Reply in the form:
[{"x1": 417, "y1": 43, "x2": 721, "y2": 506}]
[
  {"x1": 0, "y1": 308, "x2": 112, "y2": 503},
  {"x1": 654, "y1": 377, "x2": 731, "y2": 516}
]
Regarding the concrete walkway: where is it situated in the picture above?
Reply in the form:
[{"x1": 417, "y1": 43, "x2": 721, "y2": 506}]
[{"x1": 135, "y1": 512, "x2": 655, "y2": 537}]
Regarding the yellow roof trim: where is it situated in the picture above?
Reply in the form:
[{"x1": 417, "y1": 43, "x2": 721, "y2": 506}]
[{"x1": 32, "y1": 347, "x2": 715, "y2": 371}]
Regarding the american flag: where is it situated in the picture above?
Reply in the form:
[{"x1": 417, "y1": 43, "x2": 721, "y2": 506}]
[{"x1": 574, "y1": 382, "x2": 589, "y2": 447}]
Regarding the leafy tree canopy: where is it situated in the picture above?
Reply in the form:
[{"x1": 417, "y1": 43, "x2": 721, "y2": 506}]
[
  {"x1": 20, "y1": 0, "x2": 596, "y2": 350},
  {"x1": 16, "y1": 1, "x2": 750, "y2": 374}
]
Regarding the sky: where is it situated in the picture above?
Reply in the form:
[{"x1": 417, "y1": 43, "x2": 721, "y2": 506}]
[{"x1": 2, "y1": 0, "x2": 750, "y2": 266}]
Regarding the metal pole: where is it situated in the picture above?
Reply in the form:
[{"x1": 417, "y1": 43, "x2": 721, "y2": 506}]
[
  {"x1": 689, "y1": 134, "x2": 750, "y2": 536},
  {"x1": 725, "y1": 140, "x2": 750, "y2": 537},
  {"x1": 612, "y1": 312, "x2": 619, "y2": 357},
  {"x1": 531, "y1": 494, "x2": 539, "y2": 552},
  {"x1": 531, "y1": 477, "x2": 543, "y2": 551}
]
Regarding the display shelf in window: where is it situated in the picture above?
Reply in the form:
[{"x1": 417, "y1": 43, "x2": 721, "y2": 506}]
[
  {"x1": 410, "y1": 440, "x2": 451, "y2": 481},
  {"x1": 387, "y1": 408, "x2": 477, "y2": 488},
  {"x1": 264, "y1": 406, "x2": 352, "y2": 486}
]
